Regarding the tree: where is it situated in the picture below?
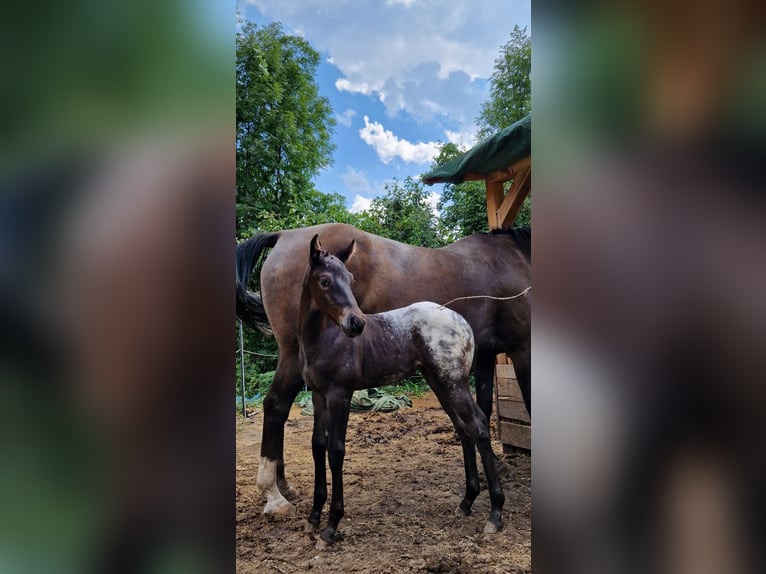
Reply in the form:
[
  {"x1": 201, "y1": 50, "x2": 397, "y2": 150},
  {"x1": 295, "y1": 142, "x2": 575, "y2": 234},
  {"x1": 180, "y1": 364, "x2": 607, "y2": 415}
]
[
  {"x1": 236, "y1": 21, "x2": 346, "y2": 401},
  {"x1": 431, "y1": 143, "x2": 489, "y2": 241},
  {"x1": 474, "y1": 25, "x2": 532, "y2": 228},
  {"x1": 236, "y1": 20, "x2": 336, "y2": 239},
  {"x1": 476, "y1": 25, "x2": 531, "y2": 141},
  {"x1": 357, "y1": 177, "x2": 443, "y2": 247},
  {"x1": 253, "y1": 186, "x2": 360, "y2": 232},
  {"x1": 433, "y1": 28, "x2": 532, "y2": 238}
]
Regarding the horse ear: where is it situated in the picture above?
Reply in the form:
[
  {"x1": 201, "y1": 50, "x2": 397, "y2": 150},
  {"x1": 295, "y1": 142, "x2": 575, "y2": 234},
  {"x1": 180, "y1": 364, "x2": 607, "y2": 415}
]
[
  {"x1": 335, "y1": 239, "x2": 356, "y2": 264},
  {"x1": 310, "y1": 234, "x2": 324, "y2": 267}
]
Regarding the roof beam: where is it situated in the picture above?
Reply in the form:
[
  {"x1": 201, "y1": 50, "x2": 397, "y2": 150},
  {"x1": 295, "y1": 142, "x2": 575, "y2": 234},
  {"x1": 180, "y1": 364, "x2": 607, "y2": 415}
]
[{"x1": 484, "y1": 156, "x2": 532, "y2": 229}]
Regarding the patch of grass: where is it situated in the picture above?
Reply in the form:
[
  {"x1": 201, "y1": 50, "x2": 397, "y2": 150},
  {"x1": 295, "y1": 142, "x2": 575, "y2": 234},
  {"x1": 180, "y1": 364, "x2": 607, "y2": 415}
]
[
  {"x1": 295, "y1": 389, "x2": 312, "y2": 405},
  {"x1": 380, "y1": 376, "x2": 430, "y2": 398},
  {"x1": 238, "y1": 372, "x2": 475, "y2": 414},
  {"x1": 381, "y1": 374, "x2": 475, "y2": 398}
]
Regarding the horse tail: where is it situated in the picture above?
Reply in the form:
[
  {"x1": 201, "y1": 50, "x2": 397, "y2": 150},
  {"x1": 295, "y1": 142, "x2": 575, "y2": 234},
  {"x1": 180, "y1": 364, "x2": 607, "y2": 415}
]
[{"x1": 236, "y1": 232, "x2": 280, "y2": 335}]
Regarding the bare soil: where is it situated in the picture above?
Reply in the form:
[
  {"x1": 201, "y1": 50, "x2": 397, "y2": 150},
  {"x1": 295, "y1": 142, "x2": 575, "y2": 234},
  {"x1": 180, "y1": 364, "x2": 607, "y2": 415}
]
[{"x1": 236, "y1": 391, "x2": 531, "y2": 573}]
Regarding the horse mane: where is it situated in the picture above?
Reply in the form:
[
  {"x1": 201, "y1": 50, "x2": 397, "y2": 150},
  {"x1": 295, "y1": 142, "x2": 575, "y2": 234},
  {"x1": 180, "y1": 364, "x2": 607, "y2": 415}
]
[
  {"x1": 490, "y1": 227, "x2": 531, "y2": 262},
  {"x1": 236, "y1": 233, "x2": 279, "y2": 336}
]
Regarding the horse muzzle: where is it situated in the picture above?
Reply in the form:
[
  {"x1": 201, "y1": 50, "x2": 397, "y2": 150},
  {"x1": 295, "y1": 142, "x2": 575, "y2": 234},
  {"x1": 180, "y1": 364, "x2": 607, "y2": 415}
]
[{"x1": 341, "y1": 313, "x2": 366, "y2": 338}]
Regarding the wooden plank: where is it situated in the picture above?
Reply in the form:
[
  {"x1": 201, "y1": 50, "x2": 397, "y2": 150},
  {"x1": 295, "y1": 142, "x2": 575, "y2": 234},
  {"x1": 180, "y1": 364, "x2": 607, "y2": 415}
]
[
  {"x1": 454, "y1": 157, "x2": 531, "y2": 185},
  {"x1": 462, "y1": 172, "x2": 492, "y2": 182},
  {"x1": 485, "y1": 180, "x2": 504, "y2": 230},
  {"x1": 486, "y1": 155, "x2": 532, "y2": 184},
  {"x1": 495, "y1": 364, "x2": 516, "y2": 380},
  {"x1": 497, "y1": 398, "x2": 531, "y2": 423},
  {"x1": 496, "y1": 379, "x2": 524, "y2": 400},
  {"x1": 497, "y1": 166, "x2": 531, "y2": 228},
  {"x1": 499, "y1": 421, "x2": 531, "y2": 450}
]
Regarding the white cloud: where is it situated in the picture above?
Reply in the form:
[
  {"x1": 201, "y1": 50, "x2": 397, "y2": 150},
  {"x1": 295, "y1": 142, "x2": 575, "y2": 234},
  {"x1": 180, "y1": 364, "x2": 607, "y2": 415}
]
[
  {"x1": 445, "y1": 128, "x2": 478, "y2": 149},
  {"x1": 347, "y1": 182, "x2": 438, "y2": 216},
  {"x1": 341, "y1": 165, "x2": 375, "y2": 196},
  {"x1": 336, "y1": 108, "x2": 357, "y2": 127},
  {"x1": 349, "y1": 194, "x2": 372, "y2": 213},
  {"x1": 335, "y1": 78, "x2": 372, "y2": 96},
  {"x1": 359, "y1": 116, "x2": 440, "y2": 164},
  {"x1": 244, "y1": 0, "x2": 530, "y2": 130},
  {"x1": 425, "y1": 190, "x2": 441, "y2": 215}
]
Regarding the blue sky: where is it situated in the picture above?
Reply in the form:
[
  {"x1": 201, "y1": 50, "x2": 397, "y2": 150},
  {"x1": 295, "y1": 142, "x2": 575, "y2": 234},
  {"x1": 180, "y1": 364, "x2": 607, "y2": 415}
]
[{"x1": 239, "y1": 0, "x2": 531, "y2": 213}]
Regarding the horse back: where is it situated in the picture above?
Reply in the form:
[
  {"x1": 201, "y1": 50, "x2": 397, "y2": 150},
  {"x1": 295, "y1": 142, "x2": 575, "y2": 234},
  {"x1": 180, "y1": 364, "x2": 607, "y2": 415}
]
[
  {"x1": 373, "y1": 302, "x2": 475, "y2": 382},
  {"x1": 259, "y1": 224, "x2": 529, "y2": 351}
]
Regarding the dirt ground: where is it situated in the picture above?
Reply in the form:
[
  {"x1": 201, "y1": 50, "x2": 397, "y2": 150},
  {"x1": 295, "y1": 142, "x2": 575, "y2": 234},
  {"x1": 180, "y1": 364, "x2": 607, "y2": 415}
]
[{"x1": 236, "y1": 391, "x2": 531, "y2": 573}]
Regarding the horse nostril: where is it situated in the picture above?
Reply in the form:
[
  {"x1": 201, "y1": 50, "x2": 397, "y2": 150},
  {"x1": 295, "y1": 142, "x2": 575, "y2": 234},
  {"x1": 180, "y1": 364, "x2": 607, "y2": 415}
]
[{"x1": 351, "y1": 315, "x2": 365, "y2": 333}]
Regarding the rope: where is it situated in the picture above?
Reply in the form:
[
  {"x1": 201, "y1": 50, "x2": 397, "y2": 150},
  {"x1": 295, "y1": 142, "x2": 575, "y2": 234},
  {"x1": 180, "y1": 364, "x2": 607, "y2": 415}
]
[
  {"x1": 440, "y1": 286, "x2": 531, "y2": 309},
  {"x1": 242, "y1": 349, "x2": 280, "y2": 358},
  {"x1": 238, "y1": 287, "x2": 531, "y2": 364}
]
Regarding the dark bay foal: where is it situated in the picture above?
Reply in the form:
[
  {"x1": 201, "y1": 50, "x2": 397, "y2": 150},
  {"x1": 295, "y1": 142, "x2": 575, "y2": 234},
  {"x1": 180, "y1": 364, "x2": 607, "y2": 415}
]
[{"x1": 299, "y1": 234, "x2": 505, "y2": 548}]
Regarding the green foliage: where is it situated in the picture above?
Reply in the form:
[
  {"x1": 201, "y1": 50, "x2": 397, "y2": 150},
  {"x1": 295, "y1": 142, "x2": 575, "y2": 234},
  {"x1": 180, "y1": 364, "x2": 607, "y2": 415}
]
[
  {"x1": 242, "y1": 187, "x2": 362, "y2": 237},
  {"x1": 381, "y1": 377, "x2": 430, "y2": 398},
  {"x1": 249, "y1": 370, "x2": 276, "y2": 398},
  {"x1": 437, "y1": 26, "x2": 532, "y2": 234},
  {"x1": 236, "y1": 20, "x2": 337, "y2": 239},
  {"x1": 514, "y1": 195, "x2": 532, "y2": 227},
  {"x1": 476, "y1": 25, "x2": 531, "y2": 141},
  {"x1": 429, "y1": 143, "x2": 489, "y2": 241},
  {"x1": 235, "y1": 321, "x2": 279, "y2": 399},
  {"x1": 437, "y1": 178, "x2": 489, "y2": 240},
  {"x1": 356, "y1": 176, "x2": 444, "y2": 247}
]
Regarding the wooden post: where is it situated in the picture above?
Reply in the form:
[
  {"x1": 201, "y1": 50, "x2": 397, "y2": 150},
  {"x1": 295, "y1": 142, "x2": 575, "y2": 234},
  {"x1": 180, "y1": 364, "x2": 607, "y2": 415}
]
[{"x1": 485, "y1": 180, "x2": 504, "y2": 229}]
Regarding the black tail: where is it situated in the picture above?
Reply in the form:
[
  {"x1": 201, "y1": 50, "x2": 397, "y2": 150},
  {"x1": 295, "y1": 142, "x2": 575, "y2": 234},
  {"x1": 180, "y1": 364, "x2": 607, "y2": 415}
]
[{"x1": 236, "y1": 232, "x2": 280, "y2": 335}]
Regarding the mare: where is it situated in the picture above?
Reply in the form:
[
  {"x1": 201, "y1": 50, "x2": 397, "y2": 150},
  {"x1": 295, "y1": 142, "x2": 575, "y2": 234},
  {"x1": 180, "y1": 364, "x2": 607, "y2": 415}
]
[
  {"x1": 300, "y1": 235, "x2": 504, "y2": 547},
  {"x1": 237, "y1": 223, "x2": 530, "y2": 515}
]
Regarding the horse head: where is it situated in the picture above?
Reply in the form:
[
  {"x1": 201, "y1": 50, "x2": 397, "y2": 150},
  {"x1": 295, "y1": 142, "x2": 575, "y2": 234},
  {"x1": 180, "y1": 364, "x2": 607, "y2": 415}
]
[{"x1": 307, "y1": 234, "x2": 366, "y2": 337}]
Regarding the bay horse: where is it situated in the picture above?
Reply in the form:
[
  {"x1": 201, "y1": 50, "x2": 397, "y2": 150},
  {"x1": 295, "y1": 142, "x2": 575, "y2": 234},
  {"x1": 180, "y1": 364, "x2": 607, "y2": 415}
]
[
  {"x1": 300, "y1": 234, "x2": 504, "y2": 547},
  {"x1": 237, "y1": 223, "x2": 530, "y2": 515}
]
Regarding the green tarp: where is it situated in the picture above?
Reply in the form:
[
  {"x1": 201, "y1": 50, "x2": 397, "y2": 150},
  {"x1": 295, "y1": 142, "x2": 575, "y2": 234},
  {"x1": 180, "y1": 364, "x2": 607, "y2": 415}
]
[
  {"x1": 423, "y1": 114, "x2": 530, "y2": 185},
  {"x1": 298, "y1": 388, "x2": 413, "y2": 416}
]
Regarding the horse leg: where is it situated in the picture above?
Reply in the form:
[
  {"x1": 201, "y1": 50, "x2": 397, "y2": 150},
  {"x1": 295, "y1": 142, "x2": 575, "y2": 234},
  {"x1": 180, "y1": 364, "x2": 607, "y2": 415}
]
[
  {"x1": 451, "y1": 391, "x2": 505, "y2": 533},
  {"x1": 474, "y1": 348, "x2": 497, "y2": 424},
  {"x1": 309, "y1": 391, "x2": 328, "y2": 527},
  {"x1": 474, "y1": 349, "x2": 505, "y2": 474},
  {"x1": 427, "y1": 383, "x2": 482, "y2": 517},
  {"x1": 317, "y1": 390, "x2": 352, "y2": 549},
  {"x1": 509, "y1": 343, "x2": 531, "y2": 417},
  {"x1": 456, "y1": 433, "x2": 482, "y2": 516},
  {"x1": 257, "y1": 358, "x2": 303, "y2": 515}
]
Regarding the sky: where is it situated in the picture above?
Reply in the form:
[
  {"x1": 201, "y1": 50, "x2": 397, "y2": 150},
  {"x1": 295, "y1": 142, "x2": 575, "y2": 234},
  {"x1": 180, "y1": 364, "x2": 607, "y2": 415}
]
[{"x1": 239, "y1": 0, "x2": 531, "y2": 213}]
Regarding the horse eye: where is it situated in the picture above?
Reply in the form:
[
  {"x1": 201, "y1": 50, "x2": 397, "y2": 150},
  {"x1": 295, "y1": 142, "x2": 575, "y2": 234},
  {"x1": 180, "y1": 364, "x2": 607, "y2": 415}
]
[{"x1": 320, "y1": 278, "x2": 330, "y2": 288}]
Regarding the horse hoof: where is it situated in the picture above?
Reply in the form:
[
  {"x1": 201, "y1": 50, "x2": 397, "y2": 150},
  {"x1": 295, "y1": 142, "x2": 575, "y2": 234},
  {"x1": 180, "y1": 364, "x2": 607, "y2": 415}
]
[
  {"x1": 315, "y1": 538, "x2": 332, "y2": 550},
  {"x1": 263, "y1": 498, "x2": 295, "y2": 516},
  {"x1": 483, "y1": 520, "x2": 502, "y2": 534},
  {"x1": 305, "y1": 521, "x2": 319, "y2": 533}
]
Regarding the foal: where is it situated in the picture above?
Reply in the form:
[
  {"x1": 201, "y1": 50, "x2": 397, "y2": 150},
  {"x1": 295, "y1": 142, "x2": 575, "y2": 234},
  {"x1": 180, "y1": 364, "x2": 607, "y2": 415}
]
[{"x1": 299, "y1": 234, "x2": 505, "y2": 548}]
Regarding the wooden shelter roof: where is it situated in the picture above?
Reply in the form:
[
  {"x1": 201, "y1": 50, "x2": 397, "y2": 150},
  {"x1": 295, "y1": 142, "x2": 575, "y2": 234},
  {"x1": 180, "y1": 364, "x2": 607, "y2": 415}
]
[{"x1": 423, "y1": 114, "x2": 531, "y2": 229}]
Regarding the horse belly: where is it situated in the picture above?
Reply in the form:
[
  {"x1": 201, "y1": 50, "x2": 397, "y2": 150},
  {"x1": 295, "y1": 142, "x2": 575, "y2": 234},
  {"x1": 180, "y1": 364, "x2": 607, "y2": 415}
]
[
  {"x1": 358, "y1": 324, "x2": 419, "y2": 390},
  {"x1": 358, "y1": 344, "x2": 417, "y2": 390}
]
